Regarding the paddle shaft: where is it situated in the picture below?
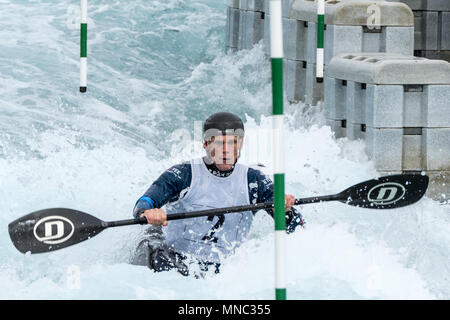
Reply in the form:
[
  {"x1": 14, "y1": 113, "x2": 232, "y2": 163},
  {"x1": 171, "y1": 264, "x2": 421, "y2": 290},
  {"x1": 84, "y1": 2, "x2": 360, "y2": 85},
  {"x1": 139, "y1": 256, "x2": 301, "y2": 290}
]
[
  {"x1": 8, "y1": 173, "x2": 428, "y2": 254},
  {"x1": 103, "y1": 194, "x2": 339, "y2": 228}
]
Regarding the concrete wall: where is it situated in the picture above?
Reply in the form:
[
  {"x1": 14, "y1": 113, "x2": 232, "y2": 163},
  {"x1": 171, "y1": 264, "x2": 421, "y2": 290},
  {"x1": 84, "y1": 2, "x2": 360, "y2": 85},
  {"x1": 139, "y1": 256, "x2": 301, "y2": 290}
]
[
  {"x1": 225, "y1": 0, "x2": 450, "y2": 200},
  {"x1": 387, "y1": 0, "x2": 450, "y2": 61}
]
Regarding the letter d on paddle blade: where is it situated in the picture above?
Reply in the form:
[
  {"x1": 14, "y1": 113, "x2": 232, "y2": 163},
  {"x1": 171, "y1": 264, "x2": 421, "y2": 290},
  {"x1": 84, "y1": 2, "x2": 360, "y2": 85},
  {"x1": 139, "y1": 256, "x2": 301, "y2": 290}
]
[
  {"x1": 9, "y1": 208, "x2": 106, "y2": 254},
  {"x1": 339, "y1": 174, "x2": 429, "y2": 209}
]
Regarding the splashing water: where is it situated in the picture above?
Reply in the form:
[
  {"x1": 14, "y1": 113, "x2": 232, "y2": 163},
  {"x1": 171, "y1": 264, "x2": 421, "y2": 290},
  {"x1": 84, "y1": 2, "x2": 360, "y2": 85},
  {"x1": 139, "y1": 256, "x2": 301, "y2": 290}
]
[{"x1": 0, "y1": 0, "x2": 448, "y2": 299}]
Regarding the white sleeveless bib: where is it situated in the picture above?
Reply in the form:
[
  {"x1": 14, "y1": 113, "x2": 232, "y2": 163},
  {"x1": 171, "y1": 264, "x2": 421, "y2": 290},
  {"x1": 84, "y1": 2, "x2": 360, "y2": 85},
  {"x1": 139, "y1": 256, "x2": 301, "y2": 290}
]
[{"x1": 163, "y1": 158, "x2": 253, "y2": 263}]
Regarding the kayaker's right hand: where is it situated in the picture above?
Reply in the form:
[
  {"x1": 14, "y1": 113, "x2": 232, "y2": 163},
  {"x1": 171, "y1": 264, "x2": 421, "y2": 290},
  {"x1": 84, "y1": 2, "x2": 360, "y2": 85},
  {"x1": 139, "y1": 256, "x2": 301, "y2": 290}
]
[{"x1": 140, "y1": 208, "x2": 168, "y2": 226}]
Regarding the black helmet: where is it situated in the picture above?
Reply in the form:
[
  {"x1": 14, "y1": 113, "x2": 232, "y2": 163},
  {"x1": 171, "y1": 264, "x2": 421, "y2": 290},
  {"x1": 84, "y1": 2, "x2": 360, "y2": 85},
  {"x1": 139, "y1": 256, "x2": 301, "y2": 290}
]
[{"x1": 203, "y1": 112, "x2": 244, "y2": 141}]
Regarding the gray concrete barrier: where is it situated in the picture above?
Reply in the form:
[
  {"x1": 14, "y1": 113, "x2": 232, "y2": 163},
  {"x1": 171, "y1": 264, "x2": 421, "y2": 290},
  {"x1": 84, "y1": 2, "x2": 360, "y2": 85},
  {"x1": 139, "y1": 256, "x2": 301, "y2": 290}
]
[
  {"x1": 387, "y1": 0, "x2": 450, "y2": 12},
  {"x1": 226, "y1": 2, "x2": 265, "y2": 51},
  {"x1": 413, "y1": 10, "x2": 450, "y2": 51},
  {"x1": 291, "y1": 0, "x2": 414, "y2": 65},
  {"x1": 326, "y1": 53, "x2": 450, "y2": 180},
  {"x1": 288, "y1": 0, "x2": 414, "y2": 105},
  {"x1": 263, "y1": 0, "x2": 293, "y2": 17},
  {"x1": 226, "y1": 6, "x2": 240, "y2": 51},
  {"x1": 387, "y1": 0, "x2": 450, "y2": 62},
  {"x1": 238, "y1": 9, "x2": 265, "y2": 50},
  {"x1": 225, "y1": 1, "x2": 449, "y2": 199}
]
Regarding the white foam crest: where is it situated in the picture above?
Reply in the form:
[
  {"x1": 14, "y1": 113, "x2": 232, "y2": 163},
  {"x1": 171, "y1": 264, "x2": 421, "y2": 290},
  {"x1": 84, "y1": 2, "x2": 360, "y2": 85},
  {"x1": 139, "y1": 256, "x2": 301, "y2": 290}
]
[{"x1": 1, "y1": 0, "x2": 449, "y2": 300}]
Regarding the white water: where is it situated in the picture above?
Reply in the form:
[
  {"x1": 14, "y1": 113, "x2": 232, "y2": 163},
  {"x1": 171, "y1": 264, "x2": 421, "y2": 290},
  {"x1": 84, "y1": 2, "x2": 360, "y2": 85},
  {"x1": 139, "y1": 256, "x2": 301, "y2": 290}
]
[{"x1": 0, "y1": 0, "x2": 449, "y2": 299}]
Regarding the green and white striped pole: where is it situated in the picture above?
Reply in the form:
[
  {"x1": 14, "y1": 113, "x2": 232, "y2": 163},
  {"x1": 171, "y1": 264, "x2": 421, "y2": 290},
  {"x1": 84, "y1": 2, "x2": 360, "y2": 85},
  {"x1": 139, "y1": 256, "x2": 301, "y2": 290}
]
[
  {"x1": 316, "y1": 0, "x2": 324, "y2": 83},
  {"x1": 269, "y1": 0, "x2": 286, "y2": 301},
  {"x1": 80, "y1": 0, "x2": 87, "y2": 93}
]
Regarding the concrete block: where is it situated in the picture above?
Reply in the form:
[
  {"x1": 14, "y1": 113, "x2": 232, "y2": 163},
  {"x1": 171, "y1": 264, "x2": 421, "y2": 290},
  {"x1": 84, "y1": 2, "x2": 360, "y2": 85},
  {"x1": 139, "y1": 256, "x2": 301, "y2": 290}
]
[
  {"x1": 403, "y1": 133, "x2": 423, "y2": 171},
  {"x1": 346, "y1": 81, "x2": 367, "y2": 140},
  {"x1": 326, "y1": 119, "x2": 347, "y2": 139},
  {"x1": 368, "y1": 127, "x2": 424, "y2": 171},
  {"x1": 263, "y1": 13, "x2": 270, "y2": 55},
  {"x1": 283, "y1": 0, "x2": 294, "y2": 18},
  {"x1": 402, "y1": 88, "x2": 425, "y2": 127},
  {"x1": 244, "y1": 0, "x2": 265, "y2": 12},
  {"x1": 423, "y1": 128, "x2": 450, "y2": 171},
  {"x1": 291, "y1": 0, "x2": 414, "y2": 26},
  {"x1": 348, "y1": 82, "x2": 446, "y2": 130},
  {"x1": 324, "y1": 76, "x2": 346, "y2": 120},
  {"x1": 238, "y1": 9, "x2": 247, "y2": 50},
  {"x1": 442, "y1": 12, "x2": 450, "y2": 50},
  {"x1": 264, "y1": 0, "x2": 293, "y2": 17},
  {"x1": 413, "y1": 11, "x2": 424, "y2": 50},
  {"x1": 325, "y1": 25, "x2": 363, "y2": 66},
  {"x1": 305, "y1": 62, "x2": 324, "y2": 106},
  {"x1": 226, "y1": 7, "x2": 241, "y2": 49},
  {"x1": 365, "y1": 127, "x2": 404, "y2": 171},
  {"x1": 425, "y1": 0, "x2": 450, "y2": 11},
  {"x1": 239, "y1": 10, "x2": 265, "y2": 50},
  {"x1": 327, "y1": 53, "x2": 450, "y2": 144},
  {"x1": 387, "y1": 0, "x2": 450, "y2": 11},
  {"x1": 414, "y1": 10, "x2": 439, "y2": 51},
  {"x1": 386, "y1": 0, "x2": 424, "y2": 11},
  {"x1": 284, "y1": 18, "x2": 309, "y2": 61},
  {"x1": 327, "y1": 53, "x2": 450, "y2": 84},
  {"x1": 415, "y1": 50, "x2": 450, "y2": 62},
  {"x1": 424, "y1": 85, "x2": 450, "y2": 127},
  {"x1": 384, "y1": 27, "x2": 415, "y2": 55},
  {"x1": 265, "y1": 17, "x2": 309, "y2": 60},
  {"x1": 306, "y1": 21, "x2": 318, "y2": 64},
  {"x1": 364, "y1": 84, "x2": 428, "y2": 128},
  {"x1": 262, "y1": 13, "x2": 313, "y2": 56},
  {"x1": 284, "y1": 59, "x2": 307, "y2": 102},
  {"x1": 365, "y1": 84, "x2": 404, "y2": 128},
  {"x1": 226, "y1": 0, "x2": 240, "y2": 9},
  {"x1": 365, "y1": 126, "x2": 450, "y2": 172},
  {"x1": 349, "y1": 123, "x2": 366, "y2": 140},
  {"x1": 414, "y1": 11, "x2": 450, "y2": 51},
  {"x1": 325, "y1": 25, "x2": 414, "y2": 65}
]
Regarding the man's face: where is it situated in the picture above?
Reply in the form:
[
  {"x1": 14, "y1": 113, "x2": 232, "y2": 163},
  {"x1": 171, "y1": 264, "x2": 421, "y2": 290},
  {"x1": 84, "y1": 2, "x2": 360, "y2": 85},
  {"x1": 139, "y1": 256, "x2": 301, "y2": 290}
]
[{"x1": 203, "y1": 135, "x2": 243, "y2": 171}]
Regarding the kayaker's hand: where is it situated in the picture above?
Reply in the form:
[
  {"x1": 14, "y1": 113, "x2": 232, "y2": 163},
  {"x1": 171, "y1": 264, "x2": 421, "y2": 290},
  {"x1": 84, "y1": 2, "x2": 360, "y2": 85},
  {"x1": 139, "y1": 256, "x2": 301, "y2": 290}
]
[
  {"x1": 285, "y1": 194, "x2": 295, "y2": 211},
  {"x1": 140, "y1": 208, "x2": 168, "y2": 226}
]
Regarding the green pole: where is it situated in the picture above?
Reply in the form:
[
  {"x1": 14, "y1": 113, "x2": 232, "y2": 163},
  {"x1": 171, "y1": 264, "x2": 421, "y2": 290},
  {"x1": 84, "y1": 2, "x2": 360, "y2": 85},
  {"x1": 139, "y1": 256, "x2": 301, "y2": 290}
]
[
  {"x1": 316, "y1": 0, "x2": 325, "y2": 82},
  {"x1": 269, "y1": 0, "x2": 286, "y2": 301},
  {"x1": 80, "y1": 0, "x2": 87, "y2": 92}
]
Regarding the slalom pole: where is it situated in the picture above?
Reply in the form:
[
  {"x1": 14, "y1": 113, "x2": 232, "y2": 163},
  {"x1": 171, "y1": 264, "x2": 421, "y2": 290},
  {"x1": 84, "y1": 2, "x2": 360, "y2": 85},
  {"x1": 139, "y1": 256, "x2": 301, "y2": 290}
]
[
  {"x1": 80, "y1": 0, "x2": 87, "y2": 92},
  {"x1": 316, "y1": 0, "x2": 324, "y2": 83},
  {"x1": 269, "y1": 0, "x2": 286, "y2": 301}
]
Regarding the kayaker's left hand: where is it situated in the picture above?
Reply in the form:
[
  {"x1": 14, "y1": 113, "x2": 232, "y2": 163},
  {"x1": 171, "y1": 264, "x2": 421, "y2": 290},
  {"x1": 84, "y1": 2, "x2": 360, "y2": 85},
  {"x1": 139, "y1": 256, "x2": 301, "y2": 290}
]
[{"x1": 285, "y1": 194, "x2": 295, "y2": 211}]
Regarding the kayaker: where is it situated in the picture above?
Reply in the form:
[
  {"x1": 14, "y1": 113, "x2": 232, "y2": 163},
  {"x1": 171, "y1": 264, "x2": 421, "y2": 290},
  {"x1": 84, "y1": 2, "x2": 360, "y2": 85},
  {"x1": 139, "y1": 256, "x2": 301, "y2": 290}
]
[{"x1": 131, "y1": 112, "x2": 305, "y2": 276}]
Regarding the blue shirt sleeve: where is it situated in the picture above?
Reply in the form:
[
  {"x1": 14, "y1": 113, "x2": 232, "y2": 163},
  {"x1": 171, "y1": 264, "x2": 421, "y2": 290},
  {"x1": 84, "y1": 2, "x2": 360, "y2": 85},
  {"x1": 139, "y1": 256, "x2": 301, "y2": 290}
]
[
  {"x1": 133, "y1": 162, "x2": 192, "y2": 218},
  {"x1": 247, "y1": 167, "x2": 274, "y2": 206},
  {"x1": 247, "y1": 167, "x2": 305, "y2": 232}
]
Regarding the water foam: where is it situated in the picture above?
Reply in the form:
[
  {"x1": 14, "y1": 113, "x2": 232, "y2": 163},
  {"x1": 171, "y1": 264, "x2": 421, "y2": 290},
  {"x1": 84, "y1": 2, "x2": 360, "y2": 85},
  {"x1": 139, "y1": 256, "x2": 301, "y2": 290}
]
[{"x1": 0, "y1": 0, "x2": 448, "y2": 299}]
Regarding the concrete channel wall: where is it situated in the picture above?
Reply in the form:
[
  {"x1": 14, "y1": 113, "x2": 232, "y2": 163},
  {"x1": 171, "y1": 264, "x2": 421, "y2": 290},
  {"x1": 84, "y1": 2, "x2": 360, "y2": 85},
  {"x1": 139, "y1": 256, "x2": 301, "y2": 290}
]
[
  {"x1": 386, "y1": 0, "x2": 450, "y2": 61},
  {"x1": 225, "y1": 0, "x2": 450, "y2": 199},
  {"x1": 326, "y1": 53, "x2": 450, "y2": 193}
]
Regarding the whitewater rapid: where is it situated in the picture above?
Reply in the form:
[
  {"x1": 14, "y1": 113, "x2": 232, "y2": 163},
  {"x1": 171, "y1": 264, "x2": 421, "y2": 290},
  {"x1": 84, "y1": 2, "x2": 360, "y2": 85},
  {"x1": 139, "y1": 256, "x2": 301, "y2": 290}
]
[{"x1": 0, "y1": 0, "x2": 449, "y2": 299}]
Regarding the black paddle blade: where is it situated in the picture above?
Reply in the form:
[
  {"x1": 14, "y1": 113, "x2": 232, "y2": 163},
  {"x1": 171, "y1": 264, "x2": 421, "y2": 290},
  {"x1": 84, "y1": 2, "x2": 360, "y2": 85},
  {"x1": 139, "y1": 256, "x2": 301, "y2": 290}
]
[
  {"x1": 8, "y1": 208, "x2": 107, "y2": 254},
  {"x1": 337, "y1": 174, "x2": 429, "y2": 209}
]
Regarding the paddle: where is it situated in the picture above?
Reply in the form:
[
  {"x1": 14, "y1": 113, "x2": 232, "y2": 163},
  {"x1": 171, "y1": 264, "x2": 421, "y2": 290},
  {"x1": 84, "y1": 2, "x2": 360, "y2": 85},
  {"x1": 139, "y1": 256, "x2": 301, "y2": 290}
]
[{"x1": 8, "y1": 173, "x2": 429, "y2": 254}]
